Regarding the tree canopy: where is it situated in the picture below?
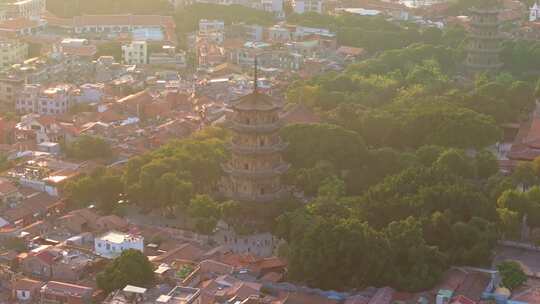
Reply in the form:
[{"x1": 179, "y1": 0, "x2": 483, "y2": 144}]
[
  {"x1": 96, "y1": 249, "x2": 154, "y2": 293},
  {"x1": 64, "y1": 135, "x2": 112, "y2": 160}
]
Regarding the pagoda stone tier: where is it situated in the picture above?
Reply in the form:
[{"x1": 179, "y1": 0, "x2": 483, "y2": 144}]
[
  {"x1": 465, "y1": 6, "x2": 503, "y2": 73},
  {"x1": 222, "y1": 91, "x2": 290, "y2": 203}
]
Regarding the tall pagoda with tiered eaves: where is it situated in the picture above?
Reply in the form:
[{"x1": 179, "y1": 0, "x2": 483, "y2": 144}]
[
  {"x1": 221, "y1": 61, "x2": 289, "y2": 203},
  {"x1": 465, "y1": 2, "x2": 503, "y2": 73}
]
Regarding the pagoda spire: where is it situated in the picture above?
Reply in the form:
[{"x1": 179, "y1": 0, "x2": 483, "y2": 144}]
[{"x1": 253, "y1": 56, "x2": 258, "y2": 93}]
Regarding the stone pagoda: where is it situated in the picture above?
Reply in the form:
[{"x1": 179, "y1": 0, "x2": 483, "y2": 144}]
[
  {"x1": 222, "y1": 60, "x2": 289, "y2": 203},
  {"x1": 465, "y1": 2, "x2": 503, "y2": 73}
]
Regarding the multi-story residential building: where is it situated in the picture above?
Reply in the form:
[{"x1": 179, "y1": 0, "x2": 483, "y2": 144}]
[
  {"x1": 261, "y1": 0, "x2": 283, "y2": 15},
  {"x1": 122, "y1": 41, "x2": 148, "y2": 65},
  {"x1": 94, "y1": 231, "x2": 144, "y2": 258},
  {"x1": 531, "y1": 2, "x2": 540, "y2": 21},
  {"x1": 0, "y1": 74, "x2": 24, "y2": 108},
  {"x1": 0, "y1": 0, "x2": 45, "y2": 20},
  {"x1": 0, "y1": 39, "x2": 28, "y2": 69},
  {"x1": 293, "y1": 0, "x2": 323, "y2": 14},
  {"x1": 16, "y1": 84, "x2": 73, "y2": 115}
]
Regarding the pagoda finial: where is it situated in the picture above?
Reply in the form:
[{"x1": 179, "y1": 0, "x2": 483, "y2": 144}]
[{"x1": 253, "y1": 55, "x2": 258, "y2": 93}]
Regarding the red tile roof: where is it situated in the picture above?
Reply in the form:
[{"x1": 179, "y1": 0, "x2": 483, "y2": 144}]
[
  {"x1": 0, "y1": 178, "x2": 18, "y2": 195},
  {"x1": 12, "y1": 278, "x2": 44, "y2": 291},
  {"x1": 116, "y1": 90, "x2": 154, "y2": 105},
  {"x1": 42, "y1": 281, "x2": 93, "y2": 297},
  {"x1": 34, "y1": 250, "x2": 56, "y2": 265},
  {"x1": 451, "y1": 295, "x2": 476, "y2": 304}
]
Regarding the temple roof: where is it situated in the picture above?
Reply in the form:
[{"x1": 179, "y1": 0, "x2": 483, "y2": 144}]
[{"x1": 230, "y1": 91, "x2": 280, "y2": 111}]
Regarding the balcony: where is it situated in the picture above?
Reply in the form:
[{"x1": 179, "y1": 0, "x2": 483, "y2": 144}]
[
  {"x1": 470, "y1": 20, "x2": 500, "y2": 28},
  {"x1": 468, "y1": 33, "x2": 502, "y2": 40},
  {"x1": 465, "y1": 46, "x2": 502, "y2": 53},
  {"x1": 227, "y1": 120, "x2": 283, "y2": 134},
  {"x1": 470, "y1": 7, "x2": 500, "y2": 14},
  {"x1": 230, "y1": 188, "x2": 289, "y2": 203},
  {"x1": 466, "y1": 61, "x2": 504, "y2": 70},
  {"x1": 223, "y1": 163, "x2": 290, "y2": 179},
  {"x1": 227, "y1": 141, "x2": 288, "y2": 155}
]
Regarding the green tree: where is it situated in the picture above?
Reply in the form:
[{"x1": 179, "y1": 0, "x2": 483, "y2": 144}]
[
  {"x1": 497, "y1": 261, "x2": 527, "y2": 291},
  {"x1": 65, "y1": 135, "x2": 112, "y2": 160},
  {"x1": 188, "y1": 195, "x2": 220, "y2": 234},
  {"x1": 96, "y1": 249, "x2": 154, "y2": 293}
]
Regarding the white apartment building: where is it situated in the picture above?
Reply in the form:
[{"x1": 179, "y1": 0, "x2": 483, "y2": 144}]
[
  {"x1": 3, "y1": 0, "x2": 45, "y2": 20},
  {"x1": 16, "y1": 84, "x2": 73, "y2": 115},
  {"x1": 531, "y1": 2, "x2": 540, "y2": 22},
  {"x1": 0, "y1": 39, "x2": 28, "y2": 69},
  {"x1": 293, "y1": 0, "x2": 323, "y2": 14},
  {"x1": 94, "y1": 231, "x2": 144, "y2": 258},
  {"x1": 122, "y1": 41, "x2": 148, "y2": 65},
  {"x1": 199, "y1": 19, "x2": 225, "y2": 34},
  {"x1": 261, "y1": 0, "x2": 283, "y2": 14}
]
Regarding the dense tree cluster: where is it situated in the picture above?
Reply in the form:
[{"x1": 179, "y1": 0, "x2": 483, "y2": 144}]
[
  {"x1": 276, "y1": 146, "x2": 500, "y2": 291},
  {"x1": 287, "y1": 44, "x2": 537, "y2": 151},
  {"x1": 286, "y1": 13, "x2": 466, "y2": 53},
  {"x1": 47, "y1": 0, "x2": 172, "y2": 18},
  {"x1": 64, "y1": 167, "x2": 123, "y2": 214}
]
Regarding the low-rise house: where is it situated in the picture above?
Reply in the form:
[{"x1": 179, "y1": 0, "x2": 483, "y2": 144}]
[
  {"x1": 15, "y1": 114, "x2": 79, "y2": 144},
  {"x1": 150, "y1": 243, "x2": 205, "y2": 265},
  {"x1": 11, "y1": 277, "x2": 44, "y2": 302},
  {"x1": 57, "y1": 209, "x2": 100, "y2": 234},
  {"x1": 0, "y1": 178, "x2": 21, "y2": 210},
  {"x1": 19, "y1": 245, "x2": 55, "y2": 279},
  {"x1": 40, "y1": 281, "x2": 93, "y2": 304},
  {"x1": 20, "y1": 245, "x2": 94, "y2": 282},
  {"x1": 149, "y1": 46, "x2": 186, "y2": 68},
  {"x1": 157, "y1": 286, "x2": 200, "y2": 304},
  {"x1": 0, "y1": 191, "x2": 61, "y2": 227},
  {"x1": 202, "y1": 274, "x2": 262, "y2": 303},
  {"x1": 94, "y1": 231, "x2": 144, "y2": 258}
]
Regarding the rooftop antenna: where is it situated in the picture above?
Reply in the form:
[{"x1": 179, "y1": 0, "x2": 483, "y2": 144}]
[{"x1": 253, "y1": 55, "x2": 258, "y2": 93}]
